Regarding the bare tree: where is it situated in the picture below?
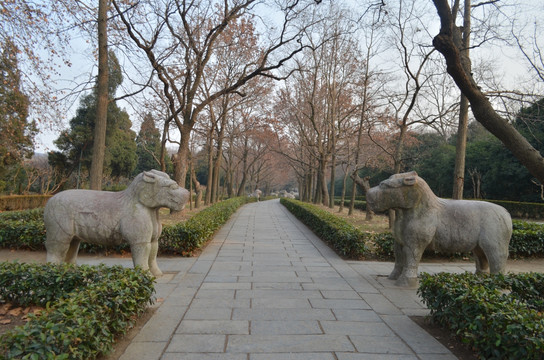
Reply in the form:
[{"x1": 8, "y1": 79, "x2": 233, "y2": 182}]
[
  {"x1": 432, "y1": 0, "x2": 544, "y2": 184},
  {"x1": 382, "y1": 0, "x2": 438, "y2": 174},
  {"x1": 451, "y1": 0, "x2": 471, "y2": 199},
  {"x1": 111, "y1": 0, "x2": 316, "y2": 187}
]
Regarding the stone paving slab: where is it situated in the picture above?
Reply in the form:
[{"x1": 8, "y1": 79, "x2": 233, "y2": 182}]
[
  {"x1": 118, "y1": 199, "x2": 459, "y2": 359},
  {"x1": 14, "y1": 199, "x2": 544, "y2": 359}
]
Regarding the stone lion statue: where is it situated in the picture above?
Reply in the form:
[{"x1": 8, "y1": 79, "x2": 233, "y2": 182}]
[
  {"x1": 44, "y1": 170, "x2": 189, "y2": 277},
  {"x1": 366, "y1": 171, "x2": 512, "y2": 287}
]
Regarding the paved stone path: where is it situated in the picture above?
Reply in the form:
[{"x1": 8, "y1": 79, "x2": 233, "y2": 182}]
[{"x1": 118, "y1": 199, "x2": 457, "y2": 360}]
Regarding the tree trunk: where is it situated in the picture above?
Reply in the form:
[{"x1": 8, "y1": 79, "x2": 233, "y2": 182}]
[
  {"x1": 191, "y1": 165, "x2": 202, "y2": 208},
  {"x1": 320, "y1": 157, "x2": 329, "y2": 207},
  {"x1": 205, "y1": 134, "x2": 214, "y2": 205},
  {"x1": 237, "y1": 145, "x2": 249, "y2": 196},
  {"x1": 173, "y1": 126, "x2": 191, "y2": 188},
  {"x1": 452, "y1": 0, "x2": 471, "y2": 200},
  {"x1": 329, "y1": 151, "x2": 335, "y2": 209},
  {"x1": 212, "y1": 112, "x2": 227, "y2": 203},
  {"x1": 452, "y1": 94, "x2": 469, "y2": 199},
  {"x1": 350, "y1": 172, "x2": 374, "y2": 220},
  {"x1": 433, "y1": 0, "x2": 544, "y2": 184},
  {"x1": 338, "y1": 168, "x2": 349, "y2": 213},
  {"x1": 89, "y1": 0, "x2": 108, "y2": 190}
]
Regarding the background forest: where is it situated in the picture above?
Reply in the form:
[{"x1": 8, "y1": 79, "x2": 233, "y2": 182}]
[{"x1": 1, "y1": 0, "x2": 543, "y2": 205}]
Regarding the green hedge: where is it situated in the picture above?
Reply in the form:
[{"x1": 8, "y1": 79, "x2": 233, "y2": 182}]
[
  {"x1": 281, "y1": 200, "x2": 544, "y2": 260},
  {"x1": 160, "y1": 196, "x2": 254, "y2": 255},
  {"x1": 0, "y1": 197, "x2": 253, "y2": 255},
  {"x1": 333, "y1": 196, "x2": 544, "y2": 220},
  {"x1": 418, "y1": 272, "x2": 544, "y2": 359},
  {"x1": 510, "y1": 219, "x2": 544, "y2": 257},
  {"x1": 488, "y1": 199, "x2": 544, "y2": 220},
  {"x1": 362, "y1": 220, "x2": 544, "y2": 259},
  {"x1": 280, "y1": 198, "x2": 367, "y2": 258},
  {"x1": 0, "y1": 262, "x2": 155, "y2": 359}
]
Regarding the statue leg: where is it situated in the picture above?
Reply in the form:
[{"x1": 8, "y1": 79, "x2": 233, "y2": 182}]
[
  {"x1": 45, "y1": 231, "x2": 72, "y2": 263},
  {"x1": 130, "y1": 242, "x2": 151, "y2": 272},
  {"x1": 395, "y1": 244, "x2": 425, "y2": 287},
  {"x1": 148, "y1": 240, "x2": 163, "y2": 277},
  {"x1": 65, "y1": 239, "x2": 81, "y2": 264},
  {"x1": 388, "y1": 240, "x2": 404, "y2": 280},
  {"x1": 473, "y1": 245, "x2": 490, "y2": 274},
  {"x1": 481, "y1": 241, "x2": 508, "y2": 274}
]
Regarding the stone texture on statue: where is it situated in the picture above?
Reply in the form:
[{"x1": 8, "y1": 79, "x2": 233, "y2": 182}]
[
  {"x1": 249, "y1": 189, "x2": 262, "y2": 200},
  {"x1": 366, "y1": 171, "x2": 512, "y2": 287},
  {"x1": 44, "y1": 170, "x2": 189, "y2": 277}
]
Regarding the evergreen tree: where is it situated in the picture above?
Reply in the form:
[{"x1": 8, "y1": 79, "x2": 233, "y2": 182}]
[
  {"x1": 0, "y1": 39, "x2": 37, "y2": 185},
  {"x1": 134, "y1": 113, "x2": 162, "y2": 174},
  {"x1": 49, "y1": 52, "x2": 137, "y2": 183}
]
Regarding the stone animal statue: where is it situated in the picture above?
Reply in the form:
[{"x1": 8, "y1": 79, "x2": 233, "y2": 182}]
[
  {"x1": 44, "y1": 170, "x2": 189, "y2": 277},
  {"x1": 366, "y1": 171, "x2": 512, "y2": 287}
]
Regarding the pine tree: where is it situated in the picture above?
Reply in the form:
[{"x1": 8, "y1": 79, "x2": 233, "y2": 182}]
[
  {"x1": 49, "y1": 52, "x2": 137, "y2": 184},
  {"x1": 0, "y1": 39, "x2": 37, "y2": 182},
  {"x1": 134, "y1": 113, "x2": 162, "y2": 175}
]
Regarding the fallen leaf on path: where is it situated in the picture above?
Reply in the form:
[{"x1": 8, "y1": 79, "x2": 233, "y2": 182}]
[
  {"x1": 0, "y1": 304, "x2": 12, "y2": 315},
  {"x1": 8, "y1": 308, "x2": 22, "y2": 317}
]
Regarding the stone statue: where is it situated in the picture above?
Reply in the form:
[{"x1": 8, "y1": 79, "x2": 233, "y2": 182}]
[
  {"x1": 44, "y1": 170, "x2": 189, "y2": 277},
  {"x1": 249, "y1": 189, "x2": 262, "y2": 200},
  {"x1": 366, "y1": 171, "x2": 512, "y2": 287}
]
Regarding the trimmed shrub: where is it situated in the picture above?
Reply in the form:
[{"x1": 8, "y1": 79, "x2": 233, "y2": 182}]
[
  {"x1": 510, "y1": 219, "x2": 544, "y2": 257},
  {"x1": 488, "y1": 199, "x2": 544, "y2": 220},
  {"x1": 371, "y1": 232, "x2": 396, "y2": 259},
  {"x1": 0, "y1": 262, "x2": 155, "y2": 359},
  {"x1": 160, "y1": 196, "x2": 254, "y2": 255},
  {"x1": 0, "y1": 195, "x2": 52, "y2": 211},
  {"x1": 280, "y1": 198, "x2": 367, "y2": 258},
  {"x1": 418, "y1": 272, "x2": 544, "y2": 360}
]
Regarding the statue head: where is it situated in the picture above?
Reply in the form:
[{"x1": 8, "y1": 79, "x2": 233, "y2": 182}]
[
  {"x1": 134, "y1": 170, "x2": 189, "y2": 211},
  {"x1": 366, "y1": 171, "x2": 430, "y2": 212}
]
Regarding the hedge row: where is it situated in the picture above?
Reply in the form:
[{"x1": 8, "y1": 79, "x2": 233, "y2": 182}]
[
  {"x1": 0, "y1": 262, "x2": 155, "y2": 359},
  {"x1": 0, "y1": 195, "x2": 52, "y2": 211},
  {"x1": 160, "y1": 196, "x2": 255, "y2": 255},
  {"x1": 332, "y1": 196, "x2": 544, "y2": 219},
  {"x1": 418, "y1": 272, "x2": 544, "y2": 359},
  {"x1": 281, "y1": 199, "x2": 544, "y2": 260},
  {"x1": 360, "y1": 219, "x2": 544, "y2": 259},
  {"x1": 280, "y1": 198, "x2": 368, "y2": 258},
  {"x1": 488, "y1": 199, "x2": 544, "y2": 220},
  {"x1": 510, "y1": 219, "x2": 544, "y2": 257},
  {"x1": 0, "y1": 197, "x2": 254, "y2": 255}
]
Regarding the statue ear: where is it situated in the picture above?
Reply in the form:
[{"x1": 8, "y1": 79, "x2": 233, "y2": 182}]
[
  {"x1": 403, "y1": 176, "x2": 417, "y2": 186},
  {"x1": 143, "y1": 171, "x2": 157, "y2": 183}
]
